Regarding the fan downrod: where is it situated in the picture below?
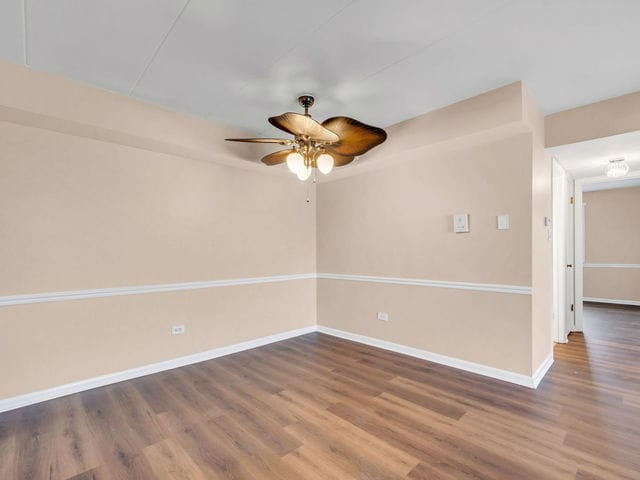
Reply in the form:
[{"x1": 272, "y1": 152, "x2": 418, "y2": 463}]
[{"x1": 298, "y1": 95, "x2": 315, "y2": 116}]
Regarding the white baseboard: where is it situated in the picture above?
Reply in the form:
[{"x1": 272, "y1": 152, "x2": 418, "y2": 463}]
[
  {"x1": 531, "y1": 354, "x2": 554, "y2": 388},
  {"x1": 0, "y1": 325, "x2": 316, "y2": 413},
  {"x1": 584, "y1": 297, "x2": 640, "y2": 307},
  {"x1": 317, "y1": 326, "x2": 551, "y2": 389},
  {"x1": 1, "y1": 323, "x2": 557, "y2": 413}
]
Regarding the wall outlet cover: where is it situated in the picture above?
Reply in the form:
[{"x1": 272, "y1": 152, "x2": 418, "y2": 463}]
[
  {"x1": 377, "y1": 312, "x2": 389, "y2": 321},
  {"x1": 171, "y1": 325, "x2": 186, "y2": 335}
]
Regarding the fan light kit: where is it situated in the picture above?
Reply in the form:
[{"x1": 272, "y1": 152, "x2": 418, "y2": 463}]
[
  {"x1": 605, "y1": 158, "x2": 630, "y2": 178},
  {"x1": 226, "y1": 95, "x2": 387, "y2": 180}
]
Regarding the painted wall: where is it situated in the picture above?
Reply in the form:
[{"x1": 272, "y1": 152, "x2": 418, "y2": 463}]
[
  {"x1": 317, "y1": 83, "x2": 553, "y2": 377},
  {"x1": 545, "y1": 90, "x2": 640, "y2": 148},
  {"x1": 317, "y1": 134, "x2": 535, "y2": 374},
  {"x1": 0, "y1": 64, "x2": 555, "y2": 403},
  {"x1": 583, "y1": 186, "x2": 640, "y2": 303},
  {"x1": 527, "y1": 87, "x2": 554, "y2": 372},
  {"x1": 0, "y1": 64, "x2": 316, "y2": 400}
]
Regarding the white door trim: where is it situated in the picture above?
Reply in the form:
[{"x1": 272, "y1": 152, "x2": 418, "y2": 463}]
[{"x1": 552, "y1": 158, "x2": 570, "y2": 342}]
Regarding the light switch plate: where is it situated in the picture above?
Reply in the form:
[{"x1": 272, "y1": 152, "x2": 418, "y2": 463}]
[
  {"x1": 453, "y1": 213, "x2": 469, "y2": 233},
  {"x1": 497, "y1": 214, "x2": 510, "y2": 230}
]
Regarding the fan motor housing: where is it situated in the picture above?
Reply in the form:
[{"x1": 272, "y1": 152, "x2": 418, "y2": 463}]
[{"x1": 298, "y1": 95, "x2": 315, "y2": 112}]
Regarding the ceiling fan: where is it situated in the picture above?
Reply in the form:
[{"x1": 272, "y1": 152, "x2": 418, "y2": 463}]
[{"x1": 226, "y1": 95, "x2": 387, "y2": 180}]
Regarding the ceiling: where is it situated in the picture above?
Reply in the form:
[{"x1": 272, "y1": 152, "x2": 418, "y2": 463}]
[
  {"x1": 2, "y1": 1, "x2": 640, "y2": 136},
  {"x1": 549, "y1": 130, "x2": 640, "y2": 179},
  {"x1": 582, "y1": 177, "x2": 640, "y2": 192}
]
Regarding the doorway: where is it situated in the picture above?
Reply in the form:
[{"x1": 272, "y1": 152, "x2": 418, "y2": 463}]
[
  {"x1": 551, "y1": 159, "x2": 574, "y2": 342},
  {"x1": 549, "y1": 131, "x2": 640, "y2": 341},
  {"x1": 574, "y1": 174, "x2": 640, "y2": 330}
]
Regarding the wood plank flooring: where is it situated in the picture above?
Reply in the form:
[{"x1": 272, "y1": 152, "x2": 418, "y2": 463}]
[{"x1": 1, "y1": 303, "x2": 639, "y2": 479}]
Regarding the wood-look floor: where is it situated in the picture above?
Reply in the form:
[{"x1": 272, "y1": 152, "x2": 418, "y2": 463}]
[{"x1": 1, "y1": 304, "x2": 639, "y2": 479}]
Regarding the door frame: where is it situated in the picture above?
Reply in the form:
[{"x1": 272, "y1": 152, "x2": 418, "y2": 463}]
[
  {"x1": 573, "y1": 170, "x2": 640, "y2": 331},
  {"x1": 552, "y1": 159, "x2": 571, "y2": 343}
]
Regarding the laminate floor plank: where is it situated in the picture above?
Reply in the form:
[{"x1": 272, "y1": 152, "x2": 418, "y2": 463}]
[{"x1": 2, "y1": 303, "x2": 639, "y2": 479}]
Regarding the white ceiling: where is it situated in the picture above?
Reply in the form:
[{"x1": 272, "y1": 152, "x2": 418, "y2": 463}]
[
  {"x1": 582, "y1": 177, "x2": 640, "y2": 192},
  {"x1": 549, "y1": 130, "x2": 640, "y2": 179},
  {"x1": 2, "y1": 0, "x2": 640, "y2": 135}
]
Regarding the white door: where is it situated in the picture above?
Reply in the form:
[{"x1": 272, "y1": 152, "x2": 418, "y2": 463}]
[
  {"x1": 552, "y1": 160, "x2": 574, "y2": 343},
  {"x1": 565, "y1": 178, "x2": 576, "y2": 334}
]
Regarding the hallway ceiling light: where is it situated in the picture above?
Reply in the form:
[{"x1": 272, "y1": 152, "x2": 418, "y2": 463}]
[
  {"x1": 226, "y1": 95, "x2": 387, "y2": 180},
  {"x1": 605, "y1": 158, "x2": 630, "y2": 178}
]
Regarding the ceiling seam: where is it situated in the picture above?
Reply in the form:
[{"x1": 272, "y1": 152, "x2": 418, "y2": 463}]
[
  {"x1": 128, "y1": 0, "x2": 192, "y2": 96},
  {"x1": 358, "y1": 0, "x2": 518, "y2": 82},
  {"x1": 218, "y1": 0, "x2": 516, "y2": 134},
  {"x1": 22, "y1": 0, "x2": 29, "y2": 66},
  {"x1": 208, "y1": 0, "x2": 357, "y2": 118},
  {"x1": 256, "y1": 0, "x2": 357, "y2": 77}
]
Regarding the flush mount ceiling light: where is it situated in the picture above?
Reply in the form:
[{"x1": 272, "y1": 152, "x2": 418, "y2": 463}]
[
  {"x1": 605, "y1": 158, "x2": 630, "y2": 178},
  {"x1": 226, "y1": 95, "x2": 387, "y2": 180}
]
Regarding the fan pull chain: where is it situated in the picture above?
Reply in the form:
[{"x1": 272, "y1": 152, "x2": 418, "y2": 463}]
[{"x1": 306, "y1": 171, "x2": 318, "y2": 203}]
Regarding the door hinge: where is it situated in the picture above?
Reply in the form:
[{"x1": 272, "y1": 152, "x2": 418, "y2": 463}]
[
  {"x1": 570, "y1": 196, "x2": 574, "y2": 204},
  {"x1": 570, "y1": 304, "x2": 574, "y2": 312}
]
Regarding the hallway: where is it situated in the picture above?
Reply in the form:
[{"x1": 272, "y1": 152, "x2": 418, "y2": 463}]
[{"x1": 551, "y1": 302, "x2": 640, "y2": 478}]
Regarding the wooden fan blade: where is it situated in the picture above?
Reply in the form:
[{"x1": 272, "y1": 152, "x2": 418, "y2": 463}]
[
  {"x1": 332, "y1": 152, "x2": 355, "y2": 167},
  {"x1": 321, "y1": 117, "x2": 387, "y2": 156},
  {"x1": 261, "y1": 149, "x2": 294, "y2": 166},
  {"x1": 225, "y1": 138, "x2": 293, "y2": 145},
  {"x1": 269, "y1": 113, "x2": 339, "y2": 143}
]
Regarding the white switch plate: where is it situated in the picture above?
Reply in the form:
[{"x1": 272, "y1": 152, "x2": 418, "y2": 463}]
[
  {"x1": 377, "y1": 312, "x2": 389, "y2": 322},
  {"x1": 171, "y1": 325, "x2": 186, "y2": 335},
  {"x1": 453, "y1": 213, "x2": 469, "y2": 233},
  {"x1": 497, "y1": 214, "x2": 510, "y2": 230}
]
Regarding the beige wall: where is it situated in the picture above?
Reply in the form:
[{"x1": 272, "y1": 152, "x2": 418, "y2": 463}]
[
  {"x1": 1, "y1": 66, "x2": 556, "y2": 401},
  {"x1": 0, "y1": 121, "x2": 314, "y2": 294},
  {"x1": 0, "y1": 60, "x2": 268, "y2": 174},
  {"x1": 583, "y1": 187, "x2": 640, "y2": 302},
  {"x1": 527, "y1": 87, "x2": 554, "y2": 372},
  {"x1": 317, "y1": 135, "x2": 533, "y2": 285},
  {"x1": 0, "y1": 280, "x2": 316, "y2": 399},
  {"x1": 317, "y1": 133, "x2": 540, "y2": 376},
  {"x1": 318, "y1": 280, "x2": 532, "y2": 374},
  {"x1": 0, "y1": 64, "x2": 317, "y2": 400},
  {"x1": 317, "y1": 82, "x2": 554, "y2": 377},
  {"x1": 545, "y1": 90, "x2": 640, "y2": 148}
]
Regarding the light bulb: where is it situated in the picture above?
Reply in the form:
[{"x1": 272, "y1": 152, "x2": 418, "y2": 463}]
[
  {"x1": 317, "y1": 153, "x2": 334, "y2": 175},
  {"x1": 296, "y1": 165, "x2": 312, "y2": 181},
  {"x1": 286, "y1": 152, "x2": 304, "y2": 174},
  {"x1": 605, "y1": 159, "x2": 630, "y2": 178}
]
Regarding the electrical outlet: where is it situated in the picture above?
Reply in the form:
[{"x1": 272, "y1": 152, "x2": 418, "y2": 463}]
[
  {"x1": 171, "y1": 325, "x2": 186, "y2": 335},
  {"x1": 377, "y1": 312, "x2": 389, "y2": 322}
]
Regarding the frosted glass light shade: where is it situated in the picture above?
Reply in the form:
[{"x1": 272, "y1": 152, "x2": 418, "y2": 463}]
[
  {"x1": 605, "y1": 159, "x2": 630, "y2": 178},
  {"x1": 296, "y1": 165, "x2": 312, "y2": 181},
  {"x1": 317, "y1": 153, "x2": 334, "y2": 174},
  {"x1": 286, "y1": 152, "x2": 304, "y2": 173}
]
